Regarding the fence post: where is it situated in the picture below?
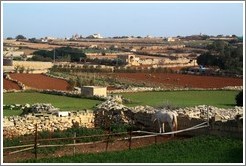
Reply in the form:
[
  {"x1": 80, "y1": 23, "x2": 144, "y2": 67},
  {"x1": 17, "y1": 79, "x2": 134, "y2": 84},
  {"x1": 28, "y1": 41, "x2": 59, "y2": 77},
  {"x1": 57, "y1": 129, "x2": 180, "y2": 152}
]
[
  {"x1": 34, "y1": 123, "x2": 38, "y2": 159},
  {"x1": 106, "y1": 127, "x2": 111, "y2": 152},
  {"x1": 128, "y1": 129, "x2": 132, "y2": 150},
  {"x1": 73, "y1": 132, "x2": 76, "y2": 156},
  {"x1": 207, "y1": 105, "x2": 210, "y2": 126}
]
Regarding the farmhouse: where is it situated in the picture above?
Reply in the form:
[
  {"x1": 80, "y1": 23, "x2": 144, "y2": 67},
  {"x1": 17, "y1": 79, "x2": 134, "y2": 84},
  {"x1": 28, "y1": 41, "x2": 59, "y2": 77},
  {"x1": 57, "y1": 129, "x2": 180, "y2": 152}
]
[
  {"x1": 117, "y1": 54, "x2": 140, "y2": 66},
  {"x1": 81, "y1": 86, "x2": 107, "y2": 97},
  {"x1": 167, "y1": 37, "x2": 180, "y2": 42}
]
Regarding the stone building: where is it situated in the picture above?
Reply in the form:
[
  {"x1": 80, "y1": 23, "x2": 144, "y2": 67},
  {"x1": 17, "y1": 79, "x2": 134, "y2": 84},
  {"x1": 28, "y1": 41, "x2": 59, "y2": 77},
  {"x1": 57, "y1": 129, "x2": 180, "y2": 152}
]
[
  {"x1": 117, "y1": 54, "x2": 140, "y2": 66},
  {"x1": 81, "y1": 86, "x2": 107, "y2": 97}
]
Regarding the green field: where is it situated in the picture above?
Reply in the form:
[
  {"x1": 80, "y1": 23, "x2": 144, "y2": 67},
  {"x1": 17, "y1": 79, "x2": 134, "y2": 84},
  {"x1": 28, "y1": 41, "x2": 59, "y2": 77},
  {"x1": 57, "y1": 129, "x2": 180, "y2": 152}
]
[
  {"x1": 3, "y1": 92, "x2": 102, "y2": 116},
  {"x1": 3, "y1": 90, "x2": 239, "y2": 116},
  {"x1": 21, "y1": 135, "x2": 243, "y2": 163},
  {"x1": 122, "y1": 90, "x2": 239, "y2": 108}
]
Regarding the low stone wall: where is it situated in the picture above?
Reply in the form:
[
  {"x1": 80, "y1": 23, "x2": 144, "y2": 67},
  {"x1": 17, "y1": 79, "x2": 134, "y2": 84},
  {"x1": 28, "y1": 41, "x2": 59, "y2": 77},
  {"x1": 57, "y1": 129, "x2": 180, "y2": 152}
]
[
  {"x1": 108, "y1": 86, "x2": 243, "y2": 93},
  {"x1": 3, "y1": 110, "x2": 94, "y2": 138},
  {"x1": 94, "y1": 96, "x2": 243, "y2": 138},
  {"x1": 3, "y1": 96, "x2": 243, "y2": 138}
]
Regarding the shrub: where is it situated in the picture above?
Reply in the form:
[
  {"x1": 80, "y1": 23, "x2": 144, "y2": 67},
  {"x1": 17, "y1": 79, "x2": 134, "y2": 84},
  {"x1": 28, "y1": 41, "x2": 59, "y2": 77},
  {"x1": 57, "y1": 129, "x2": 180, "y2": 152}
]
[
  {"x1": 67, "y1": 78, "x2": 76, "y2": 90},
  {"x1": 235, "y1": 90, "x2": 243, "y2": 106}
]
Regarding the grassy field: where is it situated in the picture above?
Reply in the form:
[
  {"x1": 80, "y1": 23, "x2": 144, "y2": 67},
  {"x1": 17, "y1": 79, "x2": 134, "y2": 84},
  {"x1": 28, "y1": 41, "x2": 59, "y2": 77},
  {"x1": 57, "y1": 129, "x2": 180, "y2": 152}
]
[
  {"x1": 3, "y1": 90, "x2": 239, "y2": 116},
  {"x1": 21, "y1": 135, "x2": 243, "y2": 163},
  {"x1": 121, "y1": 90, "x2": 239, "y2": 108},
  {"x1": 3, "y1": 92, "x2": 102, "y2": 116}
]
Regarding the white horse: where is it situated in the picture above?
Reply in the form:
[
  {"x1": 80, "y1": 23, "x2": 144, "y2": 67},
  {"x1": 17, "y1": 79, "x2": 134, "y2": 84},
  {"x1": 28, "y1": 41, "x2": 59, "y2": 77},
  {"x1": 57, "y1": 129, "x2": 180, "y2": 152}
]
[{"x1": 151, "y1": 110, "x2": 178, "y2": 136}]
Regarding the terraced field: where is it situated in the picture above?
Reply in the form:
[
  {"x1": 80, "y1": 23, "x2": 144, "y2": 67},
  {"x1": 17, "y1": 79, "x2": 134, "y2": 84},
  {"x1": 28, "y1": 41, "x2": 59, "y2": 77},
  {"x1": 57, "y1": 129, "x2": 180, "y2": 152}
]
[
  {"x1": 8, "y1": 73, "x2": 69, "y2": 91},
  {"x1": 113, "y1": 73, "x2": 243, "y2": 89}
]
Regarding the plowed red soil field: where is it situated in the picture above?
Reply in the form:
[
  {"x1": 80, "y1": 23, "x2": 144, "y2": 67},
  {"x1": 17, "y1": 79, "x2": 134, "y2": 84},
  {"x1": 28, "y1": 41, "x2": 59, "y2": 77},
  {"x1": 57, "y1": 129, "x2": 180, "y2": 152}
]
[
  {"x1": 8, "y1": 73, "x2": 70, "y2": 91},
  {"x1": 113, "y1": 73, "x2": 243, "y2": 89},
  {"x1": 3, "y1": 78, "x2": 21, "y2": 90}
]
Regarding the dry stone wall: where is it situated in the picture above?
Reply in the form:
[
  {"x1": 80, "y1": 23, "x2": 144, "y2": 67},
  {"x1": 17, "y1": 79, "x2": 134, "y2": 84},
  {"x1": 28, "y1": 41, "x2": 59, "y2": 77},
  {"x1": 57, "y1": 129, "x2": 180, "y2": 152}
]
[
  {"x1": 108, "y1": 86, "x2": 243, "y2": 93},
  {"x1": 94, "y1": 96, "x2": 243, "y2": 137},
  {"x1": 3, "y1": 96, "x2": 243, "y2": 138},
  {"x1": 3, "y1": 109, "x2": 94, "y2": 138}
]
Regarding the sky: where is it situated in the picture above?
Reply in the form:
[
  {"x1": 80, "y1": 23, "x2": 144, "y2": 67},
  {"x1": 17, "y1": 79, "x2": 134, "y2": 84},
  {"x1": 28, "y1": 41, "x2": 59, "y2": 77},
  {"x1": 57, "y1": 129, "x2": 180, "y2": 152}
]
[{"x1": 2, "y1": 2, "x2": 244, "y2": 39}]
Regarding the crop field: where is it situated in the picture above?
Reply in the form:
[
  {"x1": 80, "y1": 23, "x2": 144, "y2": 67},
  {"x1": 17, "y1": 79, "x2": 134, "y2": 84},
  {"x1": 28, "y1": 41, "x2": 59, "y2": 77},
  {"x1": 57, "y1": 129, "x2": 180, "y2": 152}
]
[
  {"x1": 3, "y1": 90, "x2": 239, "y2": 117},
  {"x1": 3, "y1": 92, "x2": 102, "y2": 116},
  {"x1": 21, "y1": 135, "x2": 243, "y2": 163},
  {"x1": 7, "y1": 73, "x2": 70, "y2": 91},
  {"x1": 112, "y1": 73, "x2": 243, "y2": 89},
  {"x1": 3, "y1": 78, "x2": 21, "y2": 90},
  {"x1": 122, "y1": 90, "x2": 239, "y2": 108}
]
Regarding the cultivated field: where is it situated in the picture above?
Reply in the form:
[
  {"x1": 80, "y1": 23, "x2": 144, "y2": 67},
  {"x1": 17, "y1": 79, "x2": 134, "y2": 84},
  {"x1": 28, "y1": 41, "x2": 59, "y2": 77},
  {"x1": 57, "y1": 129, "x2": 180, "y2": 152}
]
[
  {"x1": 8, "y1": 73, "x2": 69, "y2": 91},
  {"x1": 113, "y1": 73, "x2": 243, "y2": 89},
  {"x1": 3, "y1": 92, "x2": 102, "y2": 116},
  {"x1": 3, "y1": 90, "x2": 239, "y2": 117},
  {"x1": 121, "y1": 90, "x2": 239, "y2": 108},
  {"x1": 3, "y1": 78, "x2": 21, "y2": 90}
]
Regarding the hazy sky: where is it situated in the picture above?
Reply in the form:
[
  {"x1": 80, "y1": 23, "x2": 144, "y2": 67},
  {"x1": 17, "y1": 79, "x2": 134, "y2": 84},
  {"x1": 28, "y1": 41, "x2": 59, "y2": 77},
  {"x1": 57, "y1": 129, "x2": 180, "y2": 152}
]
[{"x1": 3, "y1": 2, "x2": 244, "y2": 38}]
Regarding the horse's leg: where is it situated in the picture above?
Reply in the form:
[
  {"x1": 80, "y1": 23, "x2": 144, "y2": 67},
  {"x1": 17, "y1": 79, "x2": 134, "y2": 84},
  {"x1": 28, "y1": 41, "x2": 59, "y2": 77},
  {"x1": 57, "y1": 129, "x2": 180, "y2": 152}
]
[
  {"x1": 158, "y1": 120, "x2": 161, "y2": 133},
  {"x1": 162, "y1": 123, "x2": 165, "y2": 133}
]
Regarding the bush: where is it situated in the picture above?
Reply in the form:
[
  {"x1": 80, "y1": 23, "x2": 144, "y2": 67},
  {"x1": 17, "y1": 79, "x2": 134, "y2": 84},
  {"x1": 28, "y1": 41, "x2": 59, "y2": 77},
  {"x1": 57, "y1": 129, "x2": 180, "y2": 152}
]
[
  {"x1": 235, "y1": 90, "x2": 243, "y2": 106},
  {"x1": 110, "y1": 123, "x2": 131, "y2": 133}
]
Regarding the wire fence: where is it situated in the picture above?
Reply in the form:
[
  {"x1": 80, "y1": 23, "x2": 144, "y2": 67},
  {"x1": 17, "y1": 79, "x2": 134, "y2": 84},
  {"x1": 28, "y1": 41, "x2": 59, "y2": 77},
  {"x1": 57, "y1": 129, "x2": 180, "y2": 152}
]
[{"x1": 3, "y1": 119, "x2": 209, "y2": 160}]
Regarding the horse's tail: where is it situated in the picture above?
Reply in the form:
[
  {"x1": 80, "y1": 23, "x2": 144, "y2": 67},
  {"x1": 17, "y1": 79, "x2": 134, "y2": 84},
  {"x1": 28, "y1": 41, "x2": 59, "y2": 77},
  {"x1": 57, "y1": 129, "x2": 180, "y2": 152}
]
[{"x1": 172, "y1": 113, "x2": 178, "y2": 131}]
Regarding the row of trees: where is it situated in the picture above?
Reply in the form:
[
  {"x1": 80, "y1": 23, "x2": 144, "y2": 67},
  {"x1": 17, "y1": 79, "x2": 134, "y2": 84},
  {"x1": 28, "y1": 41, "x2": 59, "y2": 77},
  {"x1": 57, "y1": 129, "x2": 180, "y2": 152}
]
[
  {"x1": 197, "y1": 41, "x2": 243, "y2": 75},
  {"x1": 6, "y1": 35, "x2": 27, "y2": 40}
]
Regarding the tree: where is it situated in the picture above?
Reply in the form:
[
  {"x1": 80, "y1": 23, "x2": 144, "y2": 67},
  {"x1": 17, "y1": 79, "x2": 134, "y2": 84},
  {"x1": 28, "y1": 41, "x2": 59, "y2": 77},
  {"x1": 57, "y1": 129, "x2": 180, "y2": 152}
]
[
  {"x1": 29, "y1": 38, "x2": 37, "y2": 42},
  {"x1": 6, "y1": 37, "x2": 13, "y2": 40},
  {"x1": 15, "y1": 35, "x2": 26, "y2": 40},
  {"x1": 235, "y1": 90, "x2": 243, "y2": 106},
  {"x1": 197, "y1": 41, "x2": 243, "y2": 75},
  {"x1": 19, "y1": 66, "x2": 25, "y2": 73}
]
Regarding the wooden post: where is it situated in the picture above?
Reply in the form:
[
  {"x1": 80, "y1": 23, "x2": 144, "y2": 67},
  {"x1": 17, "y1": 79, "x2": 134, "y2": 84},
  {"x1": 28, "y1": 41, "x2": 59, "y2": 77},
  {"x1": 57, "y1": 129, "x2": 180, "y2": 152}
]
[
  {"x1": 155, "y1": 135, "x2": 157, "y2": 144},
  {"x1": 129, "y1": 124, "x2": 132, "y2": 150},
  {"x1": 73, "y1": 132, "x2": 76, "y2": 156},
  {"x1": 207, "y1": 105, "x2": 210, "y2": 126},
  {"x1": 128, "y1": 129, "x2": 132, "y2": 150},
  {"x1": 105, "y1": 126, "x2": 111, "y2": 152},
  {"x1": 34, "y1": 124, "x2": 38, "y2": 159}
]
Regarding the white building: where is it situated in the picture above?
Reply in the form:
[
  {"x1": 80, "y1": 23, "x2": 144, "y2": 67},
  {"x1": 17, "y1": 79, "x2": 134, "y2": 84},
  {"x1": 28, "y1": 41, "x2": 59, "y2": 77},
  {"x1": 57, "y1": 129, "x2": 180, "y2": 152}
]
[{"x1": 86, "y1": 34, "x2": 103, "y2": 39}]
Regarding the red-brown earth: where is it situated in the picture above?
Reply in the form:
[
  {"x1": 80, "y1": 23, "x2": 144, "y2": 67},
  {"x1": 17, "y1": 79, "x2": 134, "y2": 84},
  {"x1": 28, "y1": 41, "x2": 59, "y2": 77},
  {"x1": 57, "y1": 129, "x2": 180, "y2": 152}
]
[
  {"x1": 112, "y1": 73, "x2": 243, "y2": 89},
  {"x1": 8, "y1": 73, "x2": 70, "y2": 91},
  {"x1": 3, "y1": 78, "x2": 22, "y2": 90}
]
